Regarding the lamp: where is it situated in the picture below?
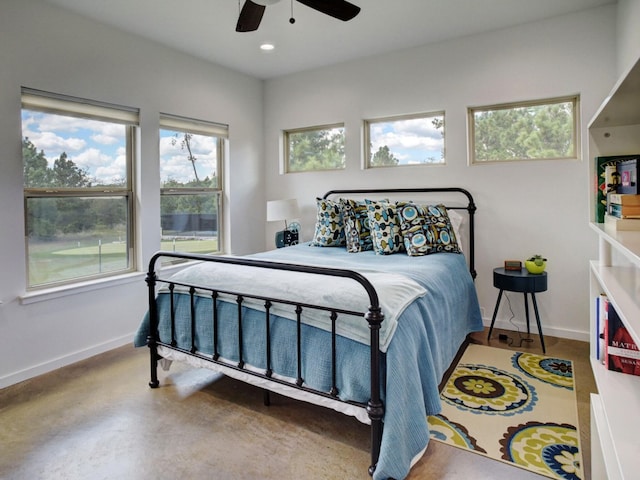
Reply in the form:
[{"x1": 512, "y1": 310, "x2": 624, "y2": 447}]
[{"x1": 267, "y1": 198, "x2": 300, "y2": 248}]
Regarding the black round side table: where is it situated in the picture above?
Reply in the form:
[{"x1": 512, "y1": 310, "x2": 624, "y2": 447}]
[{"x1": 487, "y1": 267, "x2": 548, "y2": 353}]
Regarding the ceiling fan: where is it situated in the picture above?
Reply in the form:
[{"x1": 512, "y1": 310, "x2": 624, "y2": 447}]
[{"x1": 236, "y1": 0, "x2": 361, "y2": 32}]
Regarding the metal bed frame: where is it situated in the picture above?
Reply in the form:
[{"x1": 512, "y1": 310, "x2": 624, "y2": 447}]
[{"x1": 144, "y1": 187, "x2": 476, "y2": 476}]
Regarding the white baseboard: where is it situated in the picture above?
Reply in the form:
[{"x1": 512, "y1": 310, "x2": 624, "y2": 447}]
[
  {"x1": 483, "y1": 318, "x2": 589, "y2": 343},
  {"x1": 0, "y1": 333, "x2": 135, "y2": 389}
]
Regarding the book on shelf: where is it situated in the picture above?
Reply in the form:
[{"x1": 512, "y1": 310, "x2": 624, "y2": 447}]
[
  {"x1": 608, "y1": 202, "x2": 640, "y2": 218},
  {"x1": 608, "y1": 193, "x2": 640, "y2": 205},
  {"x1": 595, "y1": 294, "x2": 607, "y2": 362},
  {"x1": 617, "y1": 158, "x2": 638, "y2": 195},
  {"x1": 595, "y1": 155, "x2": 639, "y2": 223},
  {"x1": 604, "y1": 213, "x2": 640, "y2": 231},
  {"x1": 605, "y1": 301, "x2": 640, "y2": 376}
]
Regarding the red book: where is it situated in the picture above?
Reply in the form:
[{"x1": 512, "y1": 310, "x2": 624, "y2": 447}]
[{"x1": 606, "y1": 302, "x2": 640, "y2": 376}]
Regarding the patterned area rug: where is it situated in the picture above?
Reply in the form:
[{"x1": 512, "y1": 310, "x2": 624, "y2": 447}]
[{"x1": 428, "y1": 344, "x2": 582, "y2": 479}]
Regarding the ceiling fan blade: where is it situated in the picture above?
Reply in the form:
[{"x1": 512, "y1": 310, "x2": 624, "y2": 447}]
[
  {"x1": 296, "y1": 0, "x2": 360, "y2": 21},
  {"x1": 236, "y1": 0, "x2": 266, "y2": 32}
]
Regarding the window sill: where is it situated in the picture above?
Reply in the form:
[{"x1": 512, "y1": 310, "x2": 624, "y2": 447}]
[{"x1": 19, "y1": 271, "x2": 146, "y2": 305}]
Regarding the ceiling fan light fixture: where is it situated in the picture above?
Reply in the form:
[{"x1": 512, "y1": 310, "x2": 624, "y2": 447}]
[
  {"x1": 252, "y1": 0, "x2": 281, "y2": 6},
  {"x1": 260, "y1": 43, "x2": 275, "y2": 51}
]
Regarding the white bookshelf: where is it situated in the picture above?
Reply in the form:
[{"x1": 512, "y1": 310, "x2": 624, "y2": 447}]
[{"x1": 588, "y1": 56, "x2": 640, "y2": 480}]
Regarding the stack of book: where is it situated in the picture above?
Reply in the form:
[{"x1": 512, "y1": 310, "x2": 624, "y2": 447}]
[
  {"x1": 605, "y1": 193, "x2": 640, "y2": 231},
  {"x1": 596, "y1": 294, "x2": 640, "y2": 376}
]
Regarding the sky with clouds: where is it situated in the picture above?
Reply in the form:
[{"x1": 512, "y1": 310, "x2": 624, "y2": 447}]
[
  {"x1": 159, "y1": 130, "x2": 218, "y2": 185},
  {"x1": 21, "y1": 110, "x2": 217, "y2": 185},
  {"x1": 369, "y1": 115, "x2": 444, "y2": 165}
]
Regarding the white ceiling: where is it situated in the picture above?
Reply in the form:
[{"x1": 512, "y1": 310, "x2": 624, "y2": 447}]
[{"x1": 43, "y1": 0, "x2": 615, "y2": 79}]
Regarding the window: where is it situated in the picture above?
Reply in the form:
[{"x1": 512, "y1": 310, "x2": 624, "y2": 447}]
[
  {"x1": 159, "y1": 114, "x2": 226, "y2": 256},
  {"x1": 364, "y1": 112, "x2": 445, "y2": 168},
  {"x1": 21, "y1": 88, "x2": 138, "y2": 289},
  {"x1": 285, "y1": 124, "x2": 345, "y2": 172},
  {"x1": 469, "y1": 95, "x2": 580, "y2": 164}
]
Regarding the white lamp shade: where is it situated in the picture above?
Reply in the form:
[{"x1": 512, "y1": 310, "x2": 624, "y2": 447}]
[{"x1": 267, "y1": 198, "x2": 300, "y2": 222}]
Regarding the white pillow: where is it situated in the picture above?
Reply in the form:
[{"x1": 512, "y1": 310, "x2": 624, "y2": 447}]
[{"x1": 447, "y1": 209, "x2": 464, "y2": 253}]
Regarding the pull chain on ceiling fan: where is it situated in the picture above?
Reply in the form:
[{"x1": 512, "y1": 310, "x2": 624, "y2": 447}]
[{"x1": 236, "y1": 0, "x2": 360, "y2": 32}]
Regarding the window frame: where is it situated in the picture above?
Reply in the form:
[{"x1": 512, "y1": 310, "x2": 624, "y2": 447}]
[
  {"x1": 468, "y1": 95, "x2": 580, "y2": 165},
  {"x1": 363, "y1": 111, "x2": 446, "y2": 169},
  {"x1": 283, "y1": 123, "x2": 346, "y2": 173},
  {"x1": 159, "y1": 113, "x2": 226, "y2": 257},
  {"x1": 21, "y1": 88, "x2": 138, "y2": 290}
]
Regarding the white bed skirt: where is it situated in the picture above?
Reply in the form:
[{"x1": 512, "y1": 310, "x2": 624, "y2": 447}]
[{"x1": 156, "y1": 345, "x2": 371, "y2": 424}]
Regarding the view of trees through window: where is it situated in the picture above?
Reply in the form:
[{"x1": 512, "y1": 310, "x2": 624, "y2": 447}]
[
  {"x1": 22, "y1": 107, "x2": 134, "y2": 288},
  {"x1": 160, "y1": 126, "x2": 222, "y2": 256},
  {"x1": 285, "y1": 125, "x2": 345, "y2": 172},
  {"x1": 470, "y1": 96, "x2": 578, "y2": 163},
  {"x1": 366, "y1": 113, "x2": 445, "y2": 168}
]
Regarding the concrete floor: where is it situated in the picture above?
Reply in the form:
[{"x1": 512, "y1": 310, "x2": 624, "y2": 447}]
[{"x1": 0, "y1": 327, "x2": 595, "y2": 479}]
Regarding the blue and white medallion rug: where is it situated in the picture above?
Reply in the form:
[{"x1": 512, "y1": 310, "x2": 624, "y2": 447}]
[{"x1": 428, "y1": 344, "x2": 582, "y2": 480}]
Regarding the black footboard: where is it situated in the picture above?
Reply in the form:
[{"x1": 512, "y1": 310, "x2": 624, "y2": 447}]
[{"x1": 145, "y1": 252, "x2": 385, "y2": 474}]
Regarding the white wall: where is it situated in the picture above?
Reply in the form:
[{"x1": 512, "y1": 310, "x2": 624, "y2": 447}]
[
  {"x1": 0, "y1": 0, "x2": 264, "y2": 387},
  {"x1": 263, "y1": 5, "x2": 620, "y2": 342},
  {"x1": 617, "y1": 0, "x2": 640, "y2": 75}
]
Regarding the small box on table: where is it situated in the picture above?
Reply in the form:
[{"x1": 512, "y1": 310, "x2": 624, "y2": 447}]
[{"x1": 504, "y1": 260, "x2": 522, "y2": 271}]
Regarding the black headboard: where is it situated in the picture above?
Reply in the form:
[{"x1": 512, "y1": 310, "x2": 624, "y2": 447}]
[{"x1": 322, "y1": 187, "x2": 477, "y2": 280}]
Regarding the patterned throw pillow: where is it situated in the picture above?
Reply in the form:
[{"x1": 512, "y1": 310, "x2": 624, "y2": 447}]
[
  {"x1": 341, "y1": 198, "x2": 374, "y2": 253},
  {"x1": 310, "y1": 198, "x2": 345, "y2": 247},
  {"x1": 366, "y1": 200, "x2": 406, "y2": 255},
  {"x1": 398, "y1": 203, "x2": 461, "y2": 256}
]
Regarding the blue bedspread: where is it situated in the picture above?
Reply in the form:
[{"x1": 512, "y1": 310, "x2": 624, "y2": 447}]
[
  {"x1": 152, "y1": 248, "x2": 427, "y2": 351},
  {"x1": 134, "y1": 244, "x2": 483, "y2": 479}
]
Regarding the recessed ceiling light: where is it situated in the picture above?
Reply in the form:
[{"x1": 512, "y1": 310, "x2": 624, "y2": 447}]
[{"x1": 260, "y1": 43, "x2": 275, "y2": 51}]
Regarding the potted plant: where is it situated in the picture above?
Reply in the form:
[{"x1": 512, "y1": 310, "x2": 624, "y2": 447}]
[{"x1": 525, "y1": 254, "x2": 547, "y2": 274}]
